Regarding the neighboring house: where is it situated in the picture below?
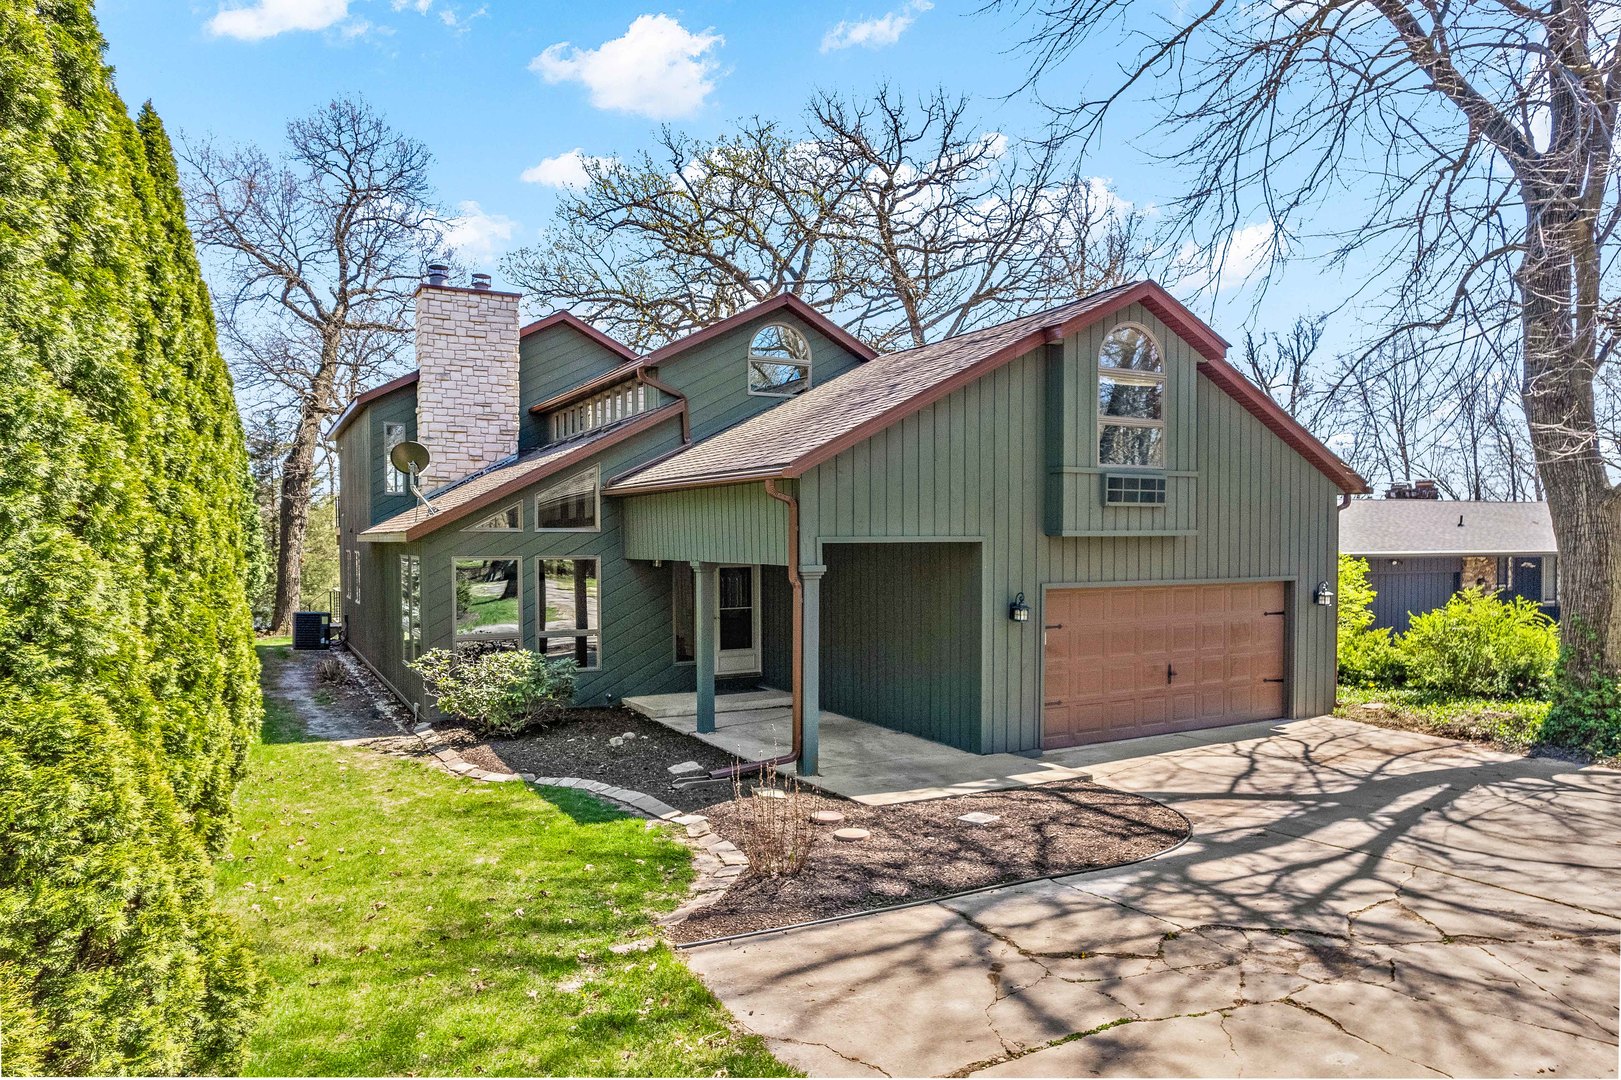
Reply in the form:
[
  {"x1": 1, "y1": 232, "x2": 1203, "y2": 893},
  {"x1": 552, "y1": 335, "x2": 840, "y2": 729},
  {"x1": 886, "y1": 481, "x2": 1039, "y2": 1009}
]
[
  {"x1": 333, "y1": 274, "x2": 1367, "y2": 771},
  {"x1": 1339, "y1": 491, "x2": 1559, "y2": 631}
]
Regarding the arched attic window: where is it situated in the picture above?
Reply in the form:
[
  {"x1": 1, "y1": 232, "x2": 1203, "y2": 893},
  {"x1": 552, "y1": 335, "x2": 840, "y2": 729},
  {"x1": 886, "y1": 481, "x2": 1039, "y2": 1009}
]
[
  {"x1": 747, "y1": 324, "x2": 812, "y2": 397},
  {"x1": 1097, "y1": 324, "x2": 1166, "y2": 469}
]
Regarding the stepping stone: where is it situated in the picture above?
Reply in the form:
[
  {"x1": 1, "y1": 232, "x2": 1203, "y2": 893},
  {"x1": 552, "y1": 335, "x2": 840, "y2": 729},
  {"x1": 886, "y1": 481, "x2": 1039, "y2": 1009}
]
[
  {"x1": 755, "y1": 788, "x2": 787, "y2": 799},
  {"x1": 668, "y1": 760, "x2": 705, "y2": 776},
  {"x1": 958, "y1": 811, "x2": 1000, "y2": 825},
  {"x1": 811, "y1": 810, "x2": 846, "y2": 825},
  {"x1": 833, "y1": 827, "x2": 870, "y2": 842},
  {"x1": 608, "y1": 736, "x2": 624, "y2": 747}
]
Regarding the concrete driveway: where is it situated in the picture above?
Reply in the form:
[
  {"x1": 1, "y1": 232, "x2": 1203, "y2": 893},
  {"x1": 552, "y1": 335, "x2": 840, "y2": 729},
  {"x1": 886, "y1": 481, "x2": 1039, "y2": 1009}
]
[{"x1": 682, "y1": 717, "x2": 1621, "y2": 1077}]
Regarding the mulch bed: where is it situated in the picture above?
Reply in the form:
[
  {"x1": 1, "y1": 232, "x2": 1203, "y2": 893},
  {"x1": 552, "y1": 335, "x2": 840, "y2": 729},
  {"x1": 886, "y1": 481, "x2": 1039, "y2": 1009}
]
[
  {"x1": 669, "y1": 781, "x2": 1188, "y2": 942},
  {"x1": 441, "y1": 709, "x2": 744, "y2": 813},
  {"x1": 435, "y1": 708, "x2": 1189, "y2": 940}
]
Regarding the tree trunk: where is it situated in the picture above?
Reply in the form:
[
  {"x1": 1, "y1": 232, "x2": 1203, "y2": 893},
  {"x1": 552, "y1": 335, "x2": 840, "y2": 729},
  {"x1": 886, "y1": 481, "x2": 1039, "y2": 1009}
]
[
  {"x1": 1518, "y1": 201, "x2": 1621, "y2": 688},
  {"x1": 268, "y1": 401, "x2": 323, "y2": 633},
  {"x1": 268, "y1": 341, "x2": 340, "y2": 634}
]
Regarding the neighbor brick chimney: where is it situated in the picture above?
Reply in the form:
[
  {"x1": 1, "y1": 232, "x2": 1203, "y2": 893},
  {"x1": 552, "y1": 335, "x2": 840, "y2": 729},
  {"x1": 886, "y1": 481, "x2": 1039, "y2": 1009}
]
[{"x1": 413, "y1": 265, "x2": 520, "y2": 487}]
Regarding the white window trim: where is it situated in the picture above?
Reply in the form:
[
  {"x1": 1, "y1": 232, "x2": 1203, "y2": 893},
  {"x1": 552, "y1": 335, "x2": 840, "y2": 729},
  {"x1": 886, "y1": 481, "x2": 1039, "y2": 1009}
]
[
  {"x1": 1097, "y1": 322, "x2": 1167, "y2": 470},
  {"x1": 671, "y1": 563, "x2": 763, "y2": 674},
  {"x1": 382, "y1": 421, "x2": 408, "y2": 494},
  {"x1": 467, "y1": 502, "x2": 523, "y2": 532},
  {"x1": 536, "y1": 556, "x2": 602, "y2": 671},
  {"x1": 534, "y1": 466, "x2": 602, "y2": 533},
  {"x1": 452, "y1": 556, "x2": 523, "y2": 644},
  {"x1": 746, "y1": 323, "x2": 813, "y2": 398}
]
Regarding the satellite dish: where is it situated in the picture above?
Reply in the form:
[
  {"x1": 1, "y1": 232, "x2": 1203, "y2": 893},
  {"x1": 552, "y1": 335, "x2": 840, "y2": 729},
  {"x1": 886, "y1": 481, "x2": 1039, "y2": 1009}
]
[{"x1": 390, "y1": 440, "x2": 431, "y2": 475}]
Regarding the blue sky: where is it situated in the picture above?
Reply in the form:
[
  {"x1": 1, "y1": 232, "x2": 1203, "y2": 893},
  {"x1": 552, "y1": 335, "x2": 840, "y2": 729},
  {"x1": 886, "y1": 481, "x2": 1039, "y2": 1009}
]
[{"x1": 99, "y1": 0, "x2": 1343, "y2": 342}]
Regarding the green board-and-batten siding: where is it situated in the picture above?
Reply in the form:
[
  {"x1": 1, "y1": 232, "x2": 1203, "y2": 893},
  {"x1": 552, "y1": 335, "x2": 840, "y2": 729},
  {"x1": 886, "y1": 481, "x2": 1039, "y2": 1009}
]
[
  {"x1": 797, "y1": 304, "x2": 1340, "y2": 754},
  {"x1": 519, "y1": 323, "x2": 632, "y2": 452},
  {"x1": 821, "y1": 542, "x2": 983, "y2": 750},
  {"x1": 622, "y1": 483, "x2": 790, "y2": 566}
]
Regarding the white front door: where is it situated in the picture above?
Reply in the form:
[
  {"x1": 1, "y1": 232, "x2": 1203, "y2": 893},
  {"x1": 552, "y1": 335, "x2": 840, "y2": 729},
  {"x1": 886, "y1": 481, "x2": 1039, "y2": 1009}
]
[{"x1": 715, "y1": 564, "x2": 762, "y2": 675}]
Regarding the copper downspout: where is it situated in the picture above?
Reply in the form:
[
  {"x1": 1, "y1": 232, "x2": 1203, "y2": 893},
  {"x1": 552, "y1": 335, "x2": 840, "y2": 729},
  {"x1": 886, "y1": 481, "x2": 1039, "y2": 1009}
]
[{"x1": 704, "y1": 477, "x2": 801, "y2": 781}]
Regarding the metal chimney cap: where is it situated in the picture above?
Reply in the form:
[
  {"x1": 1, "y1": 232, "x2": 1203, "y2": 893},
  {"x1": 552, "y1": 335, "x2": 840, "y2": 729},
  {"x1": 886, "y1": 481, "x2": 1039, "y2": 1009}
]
[
  {"x1": 426, "y1": 263, "x2": 451, "y2": 286},
  {"x1": 470, "y1": 272, "x2": 492, "y2": 290}
]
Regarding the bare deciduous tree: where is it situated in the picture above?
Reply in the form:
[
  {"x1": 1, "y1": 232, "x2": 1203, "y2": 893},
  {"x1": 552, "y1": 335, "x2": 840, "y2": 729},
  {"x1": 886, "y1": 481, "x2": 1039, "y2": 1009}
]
[
  {"x1": 502, "y1": 88, "x2": 1155, "y2": 351},
  {"x1": 1010, "y1": 0, "x2": 1621, "y2": 695},
  {"x1": 185, "y1": 98, "x2": 445, "y2": 633}
]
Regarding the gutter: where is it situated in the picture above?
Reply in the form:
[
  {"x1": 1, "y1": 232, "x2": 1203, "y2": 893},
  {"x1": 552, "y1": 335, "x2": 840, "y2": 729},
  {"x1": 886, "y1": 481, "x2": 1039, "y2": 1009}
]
[{"x1": 707, "y1": 477, "x2": 801, "y2": 781}]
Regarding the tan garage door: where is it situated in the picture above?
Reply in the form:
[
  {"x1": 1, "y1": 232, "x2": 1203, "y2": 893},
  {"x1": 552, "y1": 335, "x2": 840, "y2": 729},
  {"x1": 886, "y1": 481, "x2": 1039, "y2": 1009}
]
[{"x1": 1041, "y1": 582, "x2": 1287, "y2": 749}]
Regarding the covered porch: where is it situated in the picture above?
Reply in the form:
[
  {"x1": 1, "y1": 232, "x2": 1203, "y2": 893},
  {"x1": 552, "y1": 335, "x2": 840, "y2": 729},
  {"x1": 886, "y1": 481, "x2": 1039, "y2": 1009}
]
[{"x1": 623, "y1": 690, "x2": 1092, "y2": 805}]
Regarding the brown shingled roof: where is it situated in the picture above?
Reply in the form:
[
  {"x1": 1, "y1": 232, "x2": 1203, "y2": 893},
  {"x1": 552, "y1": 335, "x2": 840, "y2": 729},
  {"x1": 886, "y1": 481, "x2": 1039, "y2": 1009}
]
[
  {"x1": 606, "y1": 281, "x2": 1366, "y2": 496},
  {"x1": 359, "y1": 403, "x2": 683, "y2": 542}
]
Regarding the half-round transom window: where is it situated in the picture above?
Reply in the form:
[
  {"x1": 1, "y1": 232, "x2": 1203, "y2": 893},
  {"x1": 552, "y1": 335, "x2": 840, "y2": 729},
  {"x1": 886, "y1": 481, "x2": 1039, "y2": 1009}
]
[
  {"x1": 747, "y1": 324, "x2": 812, "y2": 397},
  {"x1": 1097, "y1": 324, "x2": 1166, "y2": 468}
]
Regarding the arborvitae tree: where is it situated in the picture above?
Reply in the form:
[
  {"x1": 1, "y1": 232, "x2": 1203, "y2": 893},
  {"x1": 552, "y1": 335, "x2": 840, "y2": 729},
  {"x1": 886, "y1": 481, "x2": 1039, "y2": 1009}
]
[{"x1": 0, "y1": 2, "x2": 261, "y2": 1072}]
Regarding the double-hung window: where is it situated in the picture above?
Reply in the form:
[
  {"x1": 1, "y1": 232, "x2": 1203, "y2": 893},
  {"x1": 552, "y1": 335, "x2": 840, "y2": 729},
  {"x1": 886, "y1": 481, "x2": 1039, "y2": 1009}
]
[
  {"x1": 1097, "y1": 325, "x2": 1166, "y2": 469},
  {"x1": 399, "y1": 554, "x2": 421, "y2": 658},
  {"x1": 537, "y1": 557, "x2": 599, "y2": 670},
  {"x1": 383, "y1": 421, "x2": 408, "y2": 494}
]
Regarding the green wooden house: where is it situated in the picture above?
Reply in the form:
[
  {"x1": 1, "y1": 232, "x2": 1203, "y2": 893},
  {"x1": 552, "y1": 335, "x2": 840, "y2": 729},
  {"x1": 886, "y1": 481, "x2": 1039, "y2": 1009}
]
[{"x1": 333, "y1": 274, "x2": 1367, "y2": 773}]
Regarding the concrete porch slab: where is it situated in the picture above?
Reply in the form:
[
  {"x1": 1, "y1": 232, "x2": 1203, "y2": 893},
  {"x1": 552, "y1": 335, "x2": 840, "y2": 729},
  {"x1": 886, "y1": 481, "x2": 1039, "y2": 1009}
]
[
  {"x1": 627, "y1": 693, "x2": 1093, "y2": 804},
  {"x1": 623, "y1": 689, "x2": 791, "y2": 720}
]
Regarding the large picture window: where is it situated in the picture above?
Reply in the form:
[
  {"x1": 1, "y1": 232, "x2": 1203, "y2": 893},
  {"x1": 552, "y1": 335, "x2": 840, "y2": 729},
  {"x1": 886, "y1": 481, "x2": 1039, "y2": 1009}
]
[
  {"x1": 1097, "y1": 324, "x2": 1166, "y2": 469},
  {"x1": 383, "y1": 421, "x2": 408, "y2": 494},
  {"x1": 747, "y1": 324, "x2": 812, "y2": 397},
  {"x1": 535, "y1": 470, "x2": 599, "y2": 531},
  {"x1": 399, "y1": 554, "x2": 422, "y2": 658},
  {"x1": 537, "y1": 558, "x2": 599, "y2": 670},
  {"x1": 453, "y1": 558, "x2": 521, "y2": 642}
]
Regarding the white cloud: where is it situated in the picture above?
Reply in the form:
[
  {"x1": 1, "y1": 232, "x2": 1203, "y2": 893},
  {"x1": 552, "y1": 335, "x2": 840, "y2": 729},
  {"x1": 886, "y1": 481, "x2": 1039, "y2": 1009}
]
[
  {"x1": 207, "y1": 0, "x2": 349, "y2": 39},
  {"x1": 821, "y1": 0, "x2": 932, "y2": 52},
  {"x1": 531, "y1": 14, "x2": 724, "y2": 120},
  {"x1": 520, "y1": 149, "x2": 614, "y2": 188},
  {"x1": 443, "y1": 200, "x2": 519, "y2": 266},
  {"x1": 390, "y1": 0, "x2": 432, "y2": 10}
]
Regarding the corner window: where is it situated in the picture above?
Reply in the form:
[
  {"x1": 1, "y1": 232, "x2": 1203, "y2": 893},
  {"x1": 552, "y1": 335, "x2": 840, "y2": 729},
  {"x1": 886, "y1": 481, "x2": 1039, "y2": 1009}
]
[
  {"x1": 537, "y1": 557, "x2": 599, "y2": 670},
  {"x1": 535, "y1": 469, "x2": 599, "y2": 531},
  {"x1": 1097, "y1": 325, "x2": 1166, "y2": 469},
  {"x1": 453, "y1": 558, "x2": 521, "y2": 642},
  {"x1": 383, "y1": 421, "x2": 408, "y2": 494},
  {"x1": 747, "y1": 324, "x2": 812, "y2": 397},
  {"x1": 399, "y1": 554, "x2": 421, "y2": 658},
  {"x1": 470, "y1": 503, "x2": 521, "y2": 531}
]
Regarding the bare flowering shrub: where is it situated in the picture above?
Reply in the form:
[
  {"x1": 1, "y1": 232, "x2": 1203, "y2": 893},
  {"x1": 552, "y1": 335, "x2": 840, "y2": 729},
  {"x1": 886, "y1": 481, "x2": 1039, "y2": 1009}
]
[{"x1": 729, "y1": 764, "x2": 818, "y2": 877}]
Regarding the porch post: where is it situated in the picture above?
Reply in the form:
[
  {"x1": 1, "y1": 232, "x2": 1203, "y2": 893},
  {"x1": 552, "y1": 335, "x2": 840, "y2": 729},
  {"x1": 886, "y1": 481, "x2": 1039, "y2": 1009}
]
[
  {"x1": 798, "y1": 563, "x2": 827, "y2": 776},
  {"x1": 693, "y1": 561, "x2": 717, "y2": 734}
]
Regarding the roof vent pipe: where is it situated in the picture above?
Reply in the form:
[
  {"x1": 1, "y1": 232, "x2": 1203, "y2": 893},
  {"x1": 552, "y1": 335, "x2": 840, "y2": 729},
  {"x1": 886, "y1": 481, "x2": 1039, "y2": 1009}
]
[
  {"x1": 426, "y1": 262, "x2": 450, "y2": 287},
  {"x1": 471, "y1": 272, "x2": 492, "y2": 291}
]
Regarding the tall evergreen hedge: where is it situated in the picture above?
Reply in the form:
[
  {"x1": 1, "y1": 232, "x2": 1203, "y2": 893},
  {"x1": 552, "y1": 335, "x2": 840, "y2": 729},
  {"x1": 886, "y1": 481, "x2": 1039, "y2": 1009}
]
[{"x1": 0, "y1": 1, "x2": 263, "y2": 1072}]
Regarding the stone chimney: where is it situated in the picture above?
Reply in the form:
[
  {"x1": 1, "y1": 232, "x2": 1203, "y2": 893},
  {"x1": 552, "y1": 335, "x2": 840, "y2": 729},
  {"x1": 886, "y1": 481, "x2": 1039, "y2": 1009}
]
[
  {"x1": 1385, "y1": 479, "x2": 1441, "y2": 500},
  {"x1": 414, "y1": 267, "x2": 521, "y2": 486}
]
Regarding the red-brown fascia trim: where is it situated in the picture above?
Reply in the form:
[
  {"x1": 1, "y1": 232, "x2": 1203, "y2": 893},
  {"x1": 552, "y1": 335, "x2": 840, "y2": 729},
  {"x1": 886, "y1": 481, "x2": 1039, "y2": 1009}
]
[
  {"x1": 327, "y1": 370, "x2": 421, "y2": 439},
  {"x1": 377, "y1": 403, "x2": 685, "y2": 542},
  {"x1": 519, "y1": 310, "x2": 638, "y2": 362},
  {"x1": 605, "y1": 466, "x2": 786, "y2": 496},
  {"x1": 641, "y1": 293, "x2": 879, "y2": 366}
]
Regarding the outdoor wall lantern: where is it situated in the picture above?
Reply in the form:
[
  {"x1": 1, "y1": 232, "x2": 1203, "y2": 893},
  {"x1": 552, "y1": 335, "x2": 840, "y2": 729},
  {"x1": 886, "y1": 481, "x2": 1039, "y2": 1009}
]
[
  {"x1": 1314, "y1": 581, "x2": 1335, "y2": 607},
  {"x1": 1009, "y1": 592, "x2": 1031, "y2": 623}
]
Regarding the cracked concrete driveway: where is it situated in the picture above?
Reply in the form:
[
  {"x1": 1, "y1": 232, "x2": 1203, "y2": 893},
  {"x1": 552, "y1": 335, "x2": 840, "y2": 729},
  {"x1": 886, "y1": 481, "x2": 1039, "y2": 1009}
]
[{"x1": 682, "y1": 716, "x2": 1621, "y2": 1077}]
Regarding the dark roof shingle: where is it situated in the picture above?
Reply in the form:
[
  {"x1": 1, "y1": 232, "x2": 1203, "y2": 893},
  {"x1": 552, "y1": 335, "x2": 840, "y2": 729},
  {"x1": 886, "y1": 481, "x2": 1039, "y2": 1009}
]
[{"x1": 1340, "y1": 500, "x2": 1555, "y2": 557}]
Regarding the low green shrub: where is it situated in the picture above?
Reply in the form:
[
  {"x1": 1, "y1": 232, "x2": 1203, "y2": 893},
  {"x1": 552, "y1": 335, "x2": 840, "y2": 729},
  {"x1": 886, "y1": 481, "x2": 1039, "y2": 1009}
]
[
  {"x1": 1336, "y1": 555, "x2": 1406, "y2": 686},
  {"x1": 1400, "y1": 588, "x2": 1557, "y2": 699},
  {"x1": 410, "y1": 647, "x2": 577, "y2": 736},
  {"x1": 1542, "y1": 623, "x2": 1621, "y2": 759}
]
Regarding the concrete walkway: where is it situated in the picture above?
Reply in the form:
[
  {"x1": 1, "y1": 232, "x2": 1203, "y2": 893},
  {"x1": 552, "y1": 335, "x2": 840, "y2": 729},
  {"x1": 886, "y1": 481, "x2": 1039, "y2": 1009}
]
[
  {"x1": 682, "y1": 716, "x2": 1621, "y2": 1077},
  {"x1": 624, "y1": 691, "x2": 1093, "y2": 803}
]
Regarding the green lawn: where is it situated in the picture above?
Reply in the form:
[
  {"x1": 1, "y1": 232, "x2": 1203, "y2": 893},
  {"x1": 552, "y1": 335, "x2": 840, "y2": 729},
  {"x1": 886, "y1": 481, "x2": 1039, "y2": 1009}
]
[{"x1": 220, "y1": 649, "x2": 792, "y2": 1077}]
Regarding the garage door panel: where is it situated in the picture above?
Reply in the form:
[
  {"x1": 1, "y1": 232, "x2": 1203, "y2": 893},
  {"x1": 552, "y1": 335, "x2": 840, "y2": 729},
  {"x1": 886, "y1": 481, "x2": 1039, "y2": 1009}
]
[{"x1": 1042, "y1": 581, "x2": 1290, "y2": 749}]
